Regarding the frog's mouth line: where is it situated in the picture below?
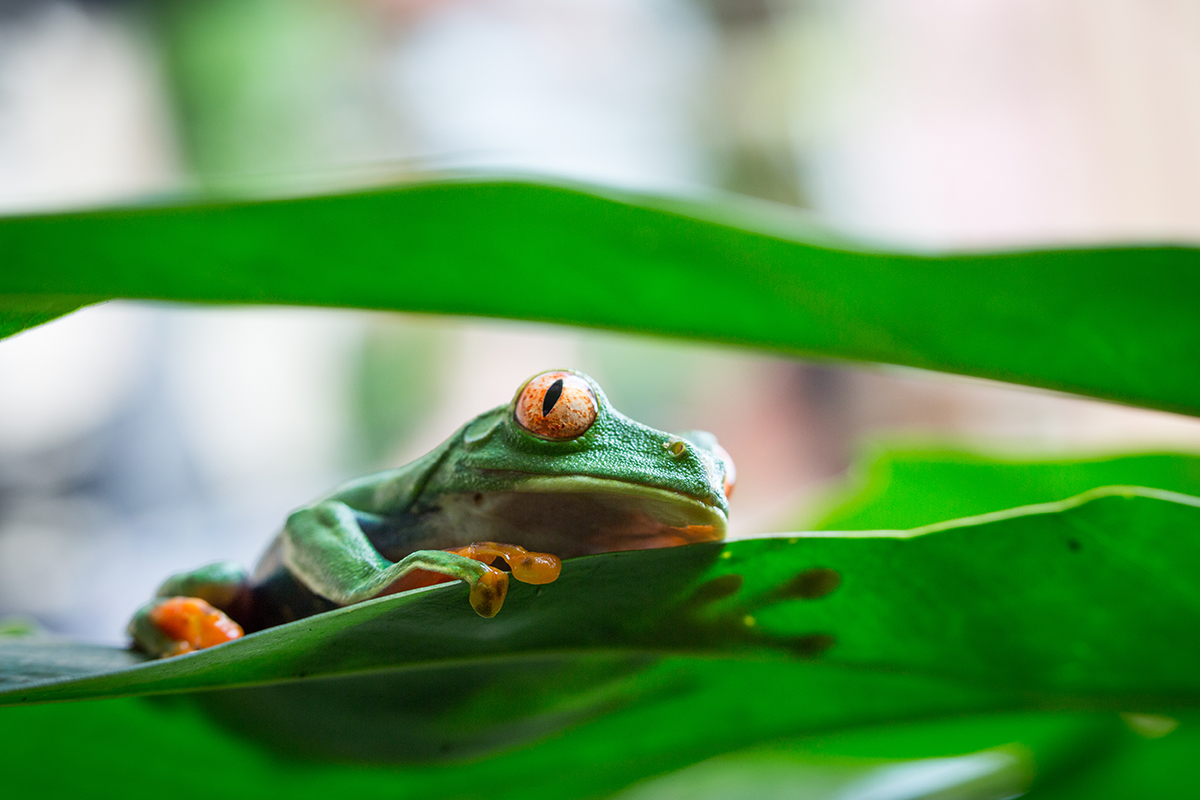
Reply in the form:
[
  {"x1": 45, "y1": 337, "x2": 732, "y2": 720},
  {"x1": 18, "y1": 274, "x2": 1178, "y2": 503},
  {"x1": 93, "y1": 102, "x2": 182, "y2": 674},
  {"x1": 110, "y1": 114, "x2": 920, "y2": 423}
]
[{"x1": 431, "y1": 476, "x2": 727, "y2": 560}]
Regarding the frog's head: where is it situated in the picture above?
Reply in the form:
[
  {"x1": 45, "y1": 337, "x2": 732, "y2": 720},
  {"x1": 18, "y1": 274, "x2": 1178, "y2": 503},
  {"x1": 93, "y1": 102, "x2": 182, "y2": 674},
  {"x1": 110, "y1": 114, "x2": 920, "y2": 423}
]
[{"x1": 428, "y1": 370, "x2": 734, "y2": 558}]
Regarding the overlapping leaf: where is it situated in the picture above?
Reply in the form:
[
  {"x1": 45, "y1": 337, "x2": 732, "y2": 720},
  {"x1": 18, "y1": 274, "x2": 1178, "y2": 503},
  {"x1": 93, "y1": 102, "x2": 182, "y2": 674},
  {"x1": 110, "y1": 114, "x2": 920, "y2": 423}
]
[{"x1": 1, "y1": 180, "x2": 1198, "y2": 415}]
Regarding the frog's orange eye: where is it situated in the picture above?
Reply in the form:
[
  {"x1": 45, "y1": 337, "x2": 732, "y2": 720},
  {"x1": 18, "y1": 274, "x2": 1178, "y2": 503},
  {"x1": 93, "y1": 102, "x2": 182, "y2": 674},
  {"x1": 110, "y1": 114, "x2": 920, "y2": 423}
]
[{"x1": 514, "y1": 371, "x2": 598, "y2": 440}]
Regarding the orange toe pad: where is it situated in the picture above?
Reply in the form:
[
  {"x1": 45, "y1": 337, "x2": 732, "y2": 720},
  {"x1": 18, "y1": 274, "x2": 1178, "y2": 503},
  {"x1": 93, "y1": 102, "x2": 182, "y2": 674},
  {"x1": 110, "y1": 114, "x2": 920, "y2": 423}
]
[
  {"x1": 449, "y1": 542, "x2": 562, "y2": 585},
  {"x1": 150, "y1": 596, "x2": 244, "y2": 657}
]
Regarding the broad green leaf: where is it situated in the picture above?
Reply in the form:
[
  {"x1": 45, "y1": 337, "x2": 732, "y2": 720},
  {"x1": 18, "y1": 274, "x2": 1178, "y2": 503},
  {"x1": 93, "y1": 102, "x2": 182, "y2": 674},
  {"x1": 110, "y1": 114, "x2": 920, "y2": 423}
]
[
  {"x1": 0, "y1": 657, "x2": 1049, "y2": 800},
  {"x1": 619, "y1": 747, "x2": 1030, "y2": 800},
  {"x1": 2, "y1": 180, "x2": 1198, "y2": 415},
  {"x1": 0, "y1": 294, "x2": 87, "y2": 340},
  {"x1": 624, "y1": 712, "x2": 1190, "y2": 800},
  {"x1": 778, "y1": 447, "x2": 1200, "y2": 797},
  {"x1": 0, "y1": 698, "x2": 1139, "y2": 800},
  {"x1": 6, "y1": 487, "x2": 1200, "y2": 708},
  {"x1": 615, "y1": 710, "x2": 1154, "y2": 800},
  {"x1": 801, "y1": 447, "x2": 1200, "y2": 531},
  {"x1": 4, "y1": 487, "x2": 1199, "y2": 798},
  {"x1": 2, "y1": 486, "x2": 1198, "y2": 799},
  {"x1": 0, "y1": 630, "x2": 142, "y2": 689},
  {"x1": 1022, "y1": 712, "x2": 1200, "y2": 799}
]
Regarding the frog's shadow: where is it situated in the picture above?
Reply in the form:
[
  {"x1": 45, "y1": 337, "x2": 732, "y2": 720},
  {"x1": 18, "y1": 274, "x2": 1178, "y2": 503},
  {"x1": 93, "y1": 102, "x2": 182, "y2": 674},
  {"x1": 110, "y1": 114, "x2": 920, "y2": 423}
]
[{"x1": 191, "y1": 652, "x2": 661, "y2": 764}]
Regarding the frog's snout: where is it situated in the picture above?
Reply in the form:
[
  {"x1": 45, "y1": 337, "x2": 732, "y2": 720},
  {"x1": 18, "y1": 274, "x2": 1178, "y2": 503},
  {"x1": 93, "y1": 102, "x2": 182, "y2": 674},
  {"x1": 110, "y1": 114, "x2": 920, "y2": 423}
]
[
  {"x1": 675, "y1": 430, "x2": 736, "y2": 506},
  {"x1": 713, "y1": 441, "x2": 736, "y2": 500}
]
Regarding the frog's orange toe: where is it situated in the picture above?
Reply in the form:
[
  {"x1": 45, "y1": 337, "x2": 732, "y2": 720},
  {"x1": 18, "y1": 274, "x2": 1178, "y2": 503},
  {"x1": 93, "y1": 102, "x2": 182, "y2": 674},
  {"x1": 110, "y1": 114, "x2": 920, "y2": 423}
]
[
  {"x1": 508, "y1": 551, "x2": 561, "y2": 585},
  {"x1": 150, "y1": 596, "x2": 244, "y2": 657},
  {"x1": 468, "y1": 568, "x2": 509, "y2": 618},
  {"x1": 451, "y1": 542, "x2": 562, "y2": 586}
]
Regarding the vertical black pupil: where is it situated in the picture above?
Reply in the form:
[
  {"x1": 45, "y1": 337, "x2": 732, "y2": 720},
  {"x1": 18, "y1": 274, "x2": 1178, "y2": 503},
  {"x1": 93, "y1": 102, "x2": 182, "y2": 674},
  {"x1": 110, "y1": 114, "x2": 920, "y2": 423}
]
[{"x1": 542, "y1": 379, "x2": 564, "y2": 417}]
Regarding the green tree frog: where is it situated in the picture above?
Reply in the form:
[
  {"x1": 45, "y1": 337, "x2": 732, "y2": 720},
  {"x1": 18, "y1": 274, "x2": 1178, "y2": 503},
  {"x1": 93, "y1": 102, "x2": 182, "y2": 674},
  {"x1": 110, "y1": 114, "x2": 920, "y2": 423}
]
[{"x1": 129, "y1": 370, "x2": 735, "y2": 658}]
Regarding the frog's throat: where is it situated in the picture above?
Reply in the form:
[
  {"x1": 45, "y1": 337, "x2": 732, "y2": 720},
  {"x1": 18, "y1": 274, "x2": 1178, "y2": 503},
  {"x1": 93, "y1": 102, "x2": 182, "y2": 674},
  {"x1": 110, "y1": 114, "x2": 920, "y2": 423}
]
[
  {"x1": 431, "y1": 475, "x2": 726, "y2": 559},
  {"x1": 515, "y1": 475, "x2": 725, "y2": 514}
]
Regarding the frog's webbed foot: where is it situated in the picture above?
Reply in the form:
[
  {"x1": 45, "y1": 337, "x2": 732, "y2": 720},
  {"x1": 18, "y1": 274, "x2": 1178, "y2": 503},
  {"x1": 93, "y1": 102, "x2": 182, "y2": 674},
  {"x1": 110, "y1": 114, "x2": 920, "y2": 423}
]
[{"x1": 128, "y1": 597, "x2": 244, "y2": 658}]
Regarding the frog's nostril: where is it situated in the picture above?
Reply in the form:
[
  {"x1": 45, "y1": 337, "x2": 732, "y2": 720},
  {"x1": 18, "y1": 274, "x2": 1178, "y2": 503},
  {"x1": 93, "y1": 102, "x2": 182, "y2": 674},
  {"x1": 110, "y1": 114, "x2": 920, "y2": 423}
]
[{"x1": 663, "y1": 438, "x2": 688, "y2": 458}]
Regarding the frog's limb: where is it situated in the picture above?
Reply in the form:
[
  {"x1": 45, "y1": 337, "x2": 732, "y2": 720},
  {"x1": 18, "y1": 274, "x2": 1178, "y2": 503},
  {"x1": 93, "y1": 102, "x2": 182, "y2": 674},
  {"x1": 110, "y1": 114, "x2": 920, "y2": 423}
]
[
  {"x1": 283, "y1": 501, "x2": 509, "y2": 617},
  {"x1": 128, "y1": 561, "x2": 251, "y2": 657},
  {"x1": 154, "y1": 560, "x2": 251, "y2": 609}
]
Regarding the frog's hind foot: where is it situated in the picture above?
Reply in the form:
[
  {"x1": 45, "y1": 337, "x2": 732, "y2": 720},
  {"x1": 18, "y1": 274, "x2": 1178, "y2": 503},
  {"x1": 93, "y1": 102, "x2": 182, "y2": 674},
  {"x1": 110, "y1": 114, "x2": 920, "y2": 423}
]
[{"x1": 129, "y1": 597, "x2": 244, "y2": 658}]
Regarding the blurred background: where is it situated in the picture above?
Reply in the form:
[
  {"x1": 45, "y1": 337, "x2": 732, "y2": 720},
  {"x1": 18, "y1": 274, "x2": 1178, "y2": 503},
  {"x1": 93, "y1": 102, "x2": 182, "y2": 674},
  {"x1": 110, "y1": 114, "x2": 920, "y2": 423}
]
[{"x1": 2, "y1": 0, "x2": 1200, "y2": 648}]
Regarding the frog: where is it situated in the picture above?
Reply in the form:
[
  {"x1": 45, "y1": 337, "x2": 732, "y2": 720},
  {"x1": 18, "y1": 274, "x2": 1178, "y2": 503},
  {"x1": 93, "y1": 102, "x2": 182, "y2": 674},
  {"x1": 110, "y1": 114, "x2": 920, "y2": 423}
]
[{"x1": 129, "y1": 370, "x2": 736, "y2": 658}]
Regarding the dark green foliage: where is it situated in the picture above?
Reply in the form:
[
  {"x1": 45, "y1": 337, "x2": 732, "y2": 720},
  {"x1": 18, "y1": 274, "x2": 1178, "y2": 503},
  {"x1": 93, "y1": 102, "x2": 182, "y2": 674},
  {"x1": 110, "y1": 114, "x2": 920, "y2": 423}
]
[
  {"x1": 3, "y1": 488, "x2": 1198, "y2": 797},
  {"x1": 2, "y1": 179, "x2": 1198, "y2": 797}
]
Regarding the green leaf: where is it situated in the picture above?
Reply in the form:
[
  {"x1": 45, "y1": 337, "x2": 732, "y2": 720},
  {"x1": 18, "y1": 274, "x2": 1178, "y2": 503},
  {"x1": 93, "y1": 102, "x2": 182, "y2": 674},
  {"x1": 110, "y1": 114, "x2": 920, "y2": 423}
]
[
  {"x1": 0, "y1": 699, "x2": 1138, "y2": 800},
  {"x1": 802, "y1": 446, "x2": 1200, "y2": 531},
  {"x1": 2, "y1": 180, "x2": 1198, "y2": 415},
  {"x1": 612, "y1": 712, "x2": 1109, "y2": 800},
  {"x1": 0, "y1": 629, "x2": 142, "y2": 690},
  {"x1": 1023, "y1": 712, "x2": 1200, "y2": 799},
  {"x1": 2, "y1": 486, "x2": 1198, "y2": 798},
  {"x1": 0, "y1": 294, "x2": 88, "y2": 340},
  {"x1": 8, "y1": 486, "x2": 1200, "y2": 707}
]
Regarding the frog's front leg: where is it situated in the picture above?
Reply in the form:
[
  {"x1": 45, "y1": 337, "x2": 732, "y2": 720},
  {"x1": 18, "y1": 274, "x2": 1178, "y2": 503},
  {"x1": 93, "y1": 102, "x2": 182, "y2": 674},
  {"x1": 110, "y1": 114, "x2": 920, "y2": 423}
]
[
  {"x1": 282, "y1": 501, "x2": 511, "y2": 617},
  {"x1": 128, "y1": 561, "x2": 250, "y2": 658}
]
